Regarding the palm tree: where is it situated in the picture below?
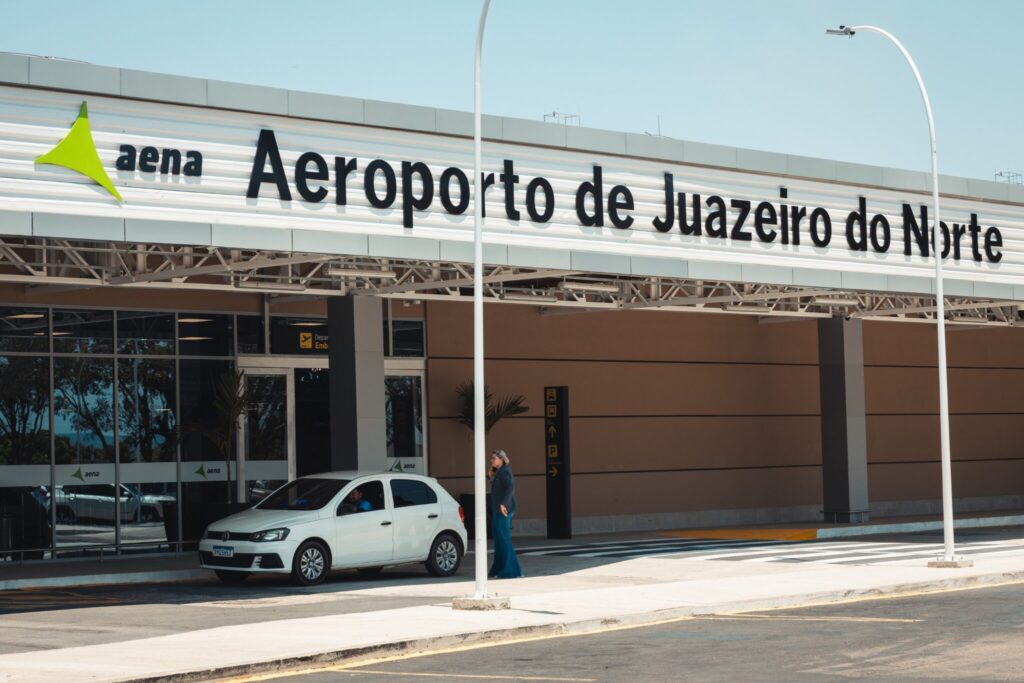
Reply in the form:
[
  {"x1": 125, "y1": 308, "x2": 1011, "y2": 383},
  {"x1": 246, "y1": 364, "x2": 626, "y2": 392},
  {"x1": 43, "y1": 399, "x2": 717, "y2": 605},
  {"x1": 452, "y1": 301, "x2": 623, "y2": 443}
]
[{"x1": 455, "y1": 381, "x2": 528, "y2": 434}]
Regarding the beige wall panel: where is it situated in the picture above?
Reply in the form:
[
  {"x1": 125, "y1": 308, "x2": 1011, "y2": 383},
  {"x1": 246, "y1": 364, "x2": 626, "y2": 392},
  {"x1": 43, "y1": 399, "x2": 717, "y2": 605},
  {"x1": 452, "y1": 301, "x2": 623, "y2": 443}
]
[
  {"x1": 865, "y1": 366, "x2": 1024, "y2": 415},
  {"x1": 427, "y1": 358, "x2": 819, "y2": 419},
  {"x1": 868, "y1": 414, "x2": 1024, "y2": 463},
  {"x1": 429, "y1": 415, "x2": 820, "y2": 476},
  {"x1": 425, "y1": 301, "x2": 818, "y2": 365},
  {"x1": 439, "y1": 467, "x2": 823, "y2": 519},
  {"x1": 870, "y1": 460, "x2": 1024, "y2": 501},
  {"x1": 571, "y1": 468, "x2": 822, "y2": 515},
  {"x1": 864, "y1": 321, "x2": 1024, "y2": 369}
]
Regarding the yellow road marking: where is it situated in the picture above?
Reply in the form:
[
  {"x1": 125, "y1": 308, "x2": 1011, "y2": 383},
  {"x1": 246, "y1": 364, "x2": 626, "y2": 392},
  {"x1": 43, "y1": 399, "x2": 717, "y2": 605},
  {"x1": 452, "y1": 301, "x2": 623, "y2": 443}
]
[
  {"x1": 703, "y1": 614, "x2": 921, "y2": 623},
  {"x1": 217, "y1": 578, "x2": 1024, "y2": 683},
  {"x1": 342, "y1": 671, "x2": 595, "y2": 681},
  {"x1": 660, "y1": 528, "x2": 818, "y2": 541}
]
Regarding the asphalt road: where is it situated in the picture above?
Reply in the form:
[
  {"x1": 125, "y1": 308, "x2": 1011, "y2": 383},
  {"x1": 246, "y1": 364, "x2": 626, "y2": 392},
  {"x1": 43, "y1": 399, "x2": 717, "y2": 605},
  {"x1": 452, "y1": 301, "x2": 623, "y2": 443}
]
[{"x1": 255, "y1": 582, "x2": 1024, "y2": 683}]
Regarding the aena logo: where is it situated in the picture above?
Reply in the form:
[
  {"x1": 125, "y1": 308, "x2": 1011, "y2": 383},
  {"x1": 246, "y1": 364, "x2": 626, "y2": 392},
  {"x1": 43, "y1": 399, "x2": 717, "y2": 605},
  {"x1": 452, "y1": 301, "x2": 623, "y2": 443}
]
[
  {"x1": 36, "y1": 102, "x2": 123, "y2": 202},
  {"x1": 36, "y1": 102, "x2": 205, "y2": 203}
]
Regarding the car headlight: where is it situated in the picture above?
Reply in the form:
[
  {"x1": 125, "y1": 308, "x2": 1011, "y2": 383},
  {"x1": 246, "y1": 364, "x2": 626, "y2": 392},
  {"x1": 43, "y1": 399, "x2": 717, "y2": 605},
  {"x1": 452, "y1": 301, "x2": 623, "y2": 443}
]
[{"x1": 250, "y1": 528, "x2": 290, "y2": 542}]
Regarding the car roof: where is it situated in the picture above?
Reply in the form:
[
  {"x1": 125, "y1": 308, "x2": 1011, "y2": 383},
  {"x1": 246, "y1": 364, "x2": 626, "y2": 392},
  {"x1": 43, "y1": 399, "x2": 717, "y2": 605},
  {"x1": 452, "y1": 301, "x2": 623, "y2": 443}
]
[{"x1": 298, "y1": 470, "x2": 434, "y2": 482}]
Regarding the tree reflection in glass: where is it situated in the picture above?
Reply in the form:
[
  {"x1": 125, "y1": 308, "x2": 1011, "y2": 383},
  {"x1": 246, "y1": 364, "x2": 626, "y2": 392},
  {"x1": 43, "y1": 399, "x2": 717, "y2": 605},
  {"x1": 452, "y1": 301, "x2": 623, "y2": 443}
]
[
  {"x1": 0, "y1": 356, "x2": 50, "y2": 465},
  {"x1": 54, "y1": 358, "x2": 114, "y2": 464},
  {"x1": 245, "y1": 375, "x2": 286, "y2": 461},
  {"x1": 119, "y1": 359, "x2": 176, "y2": 462}
]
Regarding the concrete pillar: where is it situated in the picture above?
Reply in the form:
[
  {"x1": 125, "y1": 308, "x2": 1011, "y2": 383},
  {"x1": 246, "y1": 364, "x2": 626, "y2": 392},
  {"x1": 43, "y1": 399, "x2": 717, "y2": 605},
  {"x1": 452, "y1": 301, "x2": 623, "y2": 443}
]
[
  {"x1": 817, "y1": 317, "x2": 870, "y2": 523},
  {"x1": 328, "y1": 295, "x2": 387, "y2": 472}
]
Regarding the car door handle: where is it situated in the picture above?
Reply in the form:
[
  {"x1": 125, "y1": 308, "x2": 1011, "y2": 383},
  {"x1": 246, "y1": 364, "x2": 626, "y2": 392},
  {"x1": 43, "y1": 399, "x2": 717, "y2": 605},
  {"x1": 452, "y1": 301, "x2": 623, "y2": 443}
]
[
  {"x1": 427, "y1": 514, "x2": 439, "y2": 519},
  {"x1": 380, "y1": 521, "x2": 392, "y2": 526}
]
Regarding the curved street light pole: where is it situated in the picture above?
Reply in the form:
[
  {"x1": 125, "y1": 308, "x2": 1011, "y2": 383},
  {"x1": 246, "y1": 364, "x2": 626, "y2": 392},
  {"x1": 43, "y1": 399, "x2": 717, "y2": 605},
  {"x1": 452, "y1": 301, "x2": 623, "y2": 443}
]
[
  {"x1": 827, "y1": 25, "x2": 959, "y2": 563},
  {"x1": 472, "y1": 0, "x2": 493, "y2": 599}
]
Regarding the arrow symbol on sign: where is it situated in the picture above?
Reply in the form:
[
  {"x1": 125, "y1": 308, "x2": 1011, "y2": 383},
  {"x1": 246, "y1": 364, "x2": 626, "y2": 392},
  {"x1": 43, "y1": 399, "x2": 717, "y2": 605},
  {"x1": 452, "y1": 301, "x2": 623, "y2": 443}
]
[
  {"x1": 546, "y1": 425, "x2": 556, "y2": 438},
  {"x1": 548, "y1": 465, "x2": 559, "y2": 477}
]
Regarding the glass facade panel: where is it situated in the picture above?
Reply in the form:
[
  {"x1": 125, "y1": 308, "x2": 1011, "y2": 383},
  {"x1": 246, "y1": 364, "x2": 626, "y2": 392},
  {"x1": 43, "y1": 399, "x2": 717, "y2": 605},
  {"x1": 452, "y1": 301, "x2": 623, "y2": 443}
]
[
  {"x1": 390, "y1": 320, "x2": 424, "y2": 357},
  {"x1": 0, "y1": 307, "x2": 49, "y2": 353},
  {"x1": 270, "y1": 317, "x2": 328, "y2": 355},
  {"x1": 0, "y1": 355, "x2": 50, "y2": 465},
  {"x1": 179, "y1": 359, "x2": 234, "y2": 462},
  {"x1": 294, "y1": 368, "x2": 330, "y2": 476},
  {"x1": 236, "y1": 315, "x2": 265, "y2": 354},
  {"x1": 386, "y1": 376, "x2": 423, "y2": 460},
  {"x1": 52, "y1": 309, "x2": 114, "y2": 354},
  {"x1": 118, "y1": 358, "x2": 176, "y2": 462},
  {"x1": 118, "y1": 311, "x2": 174, "y2": 355},
  {"x1": 178, "y1": 314, "x2": 234, "y2": 356},
  {"x1": 54, "y1": 357, "x2": 114, "y2": 465},
  {"x1": 119, "y1": 481, "x2": 176, "y2": 553}
]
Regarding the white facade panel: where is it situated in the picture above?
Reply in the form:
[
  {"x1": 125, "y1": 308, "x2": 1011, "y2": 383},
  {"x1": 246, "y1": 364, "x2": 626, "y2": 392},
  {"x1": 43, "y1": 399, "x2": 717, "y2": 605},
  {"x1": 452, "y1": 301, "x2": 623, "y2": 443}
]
[{"x1": 0, "y1": 85, "x2": 1022, "y2": 295}]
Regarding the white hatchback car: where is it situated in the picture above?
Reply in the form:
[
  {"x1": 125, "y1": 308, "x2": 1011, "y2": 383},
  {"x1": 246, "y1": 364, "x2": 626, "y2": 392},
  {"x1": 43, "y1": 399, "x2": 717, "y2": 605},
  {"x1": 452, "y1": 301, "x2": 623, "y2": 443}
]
[{"x1": 198, "y1": 471, "x2": 468, "y2": 586}]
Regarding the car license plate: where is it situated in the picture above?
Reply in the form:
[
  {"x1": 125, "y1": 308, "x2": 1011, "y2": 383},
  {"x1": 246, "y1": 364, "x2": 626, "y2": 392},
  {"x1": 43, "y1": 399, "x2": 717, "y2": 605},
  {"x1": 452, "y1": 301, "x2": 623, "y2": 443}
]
[{"x1": 212, "y1": 545, "x2": 234, "y2": 558}]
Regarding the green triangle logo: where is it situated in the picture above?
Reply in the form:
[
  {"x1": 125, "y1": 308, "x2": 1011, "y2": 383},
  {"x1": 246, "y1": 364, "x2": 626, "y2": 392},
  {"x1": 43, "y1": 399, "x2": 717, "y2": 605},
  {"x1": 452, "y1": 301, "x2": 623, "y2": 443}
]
[
  {"x1": 194, "y1": 464, "x2": 208, "y2": 479},
  {"x1": 72, "y1": 467, "x2": 85, "y2": 482},
  {"x1": 35, "y1": 102, "x2": 123, "y2": 202}
]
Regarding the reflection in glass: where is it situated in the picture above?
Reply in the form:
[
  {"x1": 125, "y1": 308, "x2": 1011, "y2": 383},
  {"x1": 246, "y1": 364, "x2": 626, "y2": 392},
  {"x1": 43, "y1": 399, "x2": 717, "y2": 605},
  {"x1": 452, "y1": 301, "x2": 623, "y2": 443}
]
[
  {"x1": 178, "y1": 359, "x2": 234, "y2": 462},
  {"x1": 246, "y1": 375, "x2": 286, "y2": 461},
  {"x1": 0, "y1": 307, "x2": 48, "y2": 352},
  {"x1": 54, "y1": 357, "x2": 114, "y2": 464},
  {"x1": 178, "y1": 314, "x2": 234, "y2": 356},
  {"x1": 390, "y1": 320, "x2": 425, "y2": 357},
  {"x1": 0, "y1": 355, "x2": 50, "y2": 465},
  {"x1": 119, "y1": 481, "x2": 176, "y2": 552},
  {"x1": 236, "y1": 315, "x2": 265, "y2": 354},
  {"x1": 55, "y1": 482, "x2": 117, "y2": 551},
  {"x1": 119, "y1": 359, "x2": 176, "y2": 462},
  {"x1": 246, "y1": 479, "x2": 284, "y2": 504},
  {"x1": 0, "y1": 486, "x2": 52, "y2": 560},
  {"x1": 118, "y1": 311, "x2": 174, "y2": 355},
  {"x1": 52, "y1": 309, "x2": 114, "y2": 354},
  {"x1": 386, "y1": 376, "x2": 423, "y2": 459}
]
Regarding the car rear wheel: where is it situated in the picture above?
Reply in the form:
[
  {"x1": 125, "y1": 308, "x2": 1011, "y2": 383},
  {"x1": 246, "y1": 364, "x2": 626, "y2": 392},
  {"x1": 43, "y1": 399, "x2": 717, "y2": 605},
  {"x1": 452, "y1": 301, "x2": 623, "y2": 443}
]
[
  {"x1": 215, "y1": 569, "x2": 250, "y2": 584},
  {"x1": 292, "y1": 540, "x2": 329, "y2": 586},
  {"x1": 425, "y1": 532, "x2": 462, "y2": 577}
]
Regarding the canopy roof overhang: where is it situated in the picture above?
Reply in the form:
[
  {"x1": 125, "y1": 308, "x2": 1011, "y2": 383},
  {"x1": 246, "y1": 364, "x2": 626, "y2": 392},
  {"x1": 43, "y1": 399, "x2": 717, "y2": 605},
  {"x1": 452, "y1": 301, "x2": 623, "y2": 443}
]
[{"x1": 2, "y1": 234, "x2": 1020, "y2": 328}]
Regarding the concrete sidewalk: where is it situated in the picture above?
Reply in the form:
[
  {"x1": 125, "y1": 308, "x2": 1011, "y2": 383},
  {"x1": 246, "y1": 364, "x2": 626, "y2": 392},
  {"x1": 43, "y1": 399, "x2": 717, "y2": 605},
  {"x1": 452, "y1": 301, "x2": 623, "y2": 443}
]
[
  {"x1": 1, "y1": 541, "x2": 1023, "y2": 682},
  {"x1": 3, "y1": 509, "x2": 1022, "y2": 592}
]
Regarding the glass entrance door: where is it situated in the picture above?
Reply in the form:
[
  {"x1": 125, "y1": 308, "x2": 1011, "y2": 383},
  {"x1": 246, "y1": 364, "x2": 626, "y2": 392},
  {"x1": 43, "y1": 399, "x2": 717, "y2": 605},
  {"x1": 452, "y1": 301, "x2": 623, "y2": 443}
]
[
  {"x1": 385, "y1": 368, "x2": 426, "y2": 474},
  {"x1": 239, "y1": 370, "x2": 292, "y2": 503}
]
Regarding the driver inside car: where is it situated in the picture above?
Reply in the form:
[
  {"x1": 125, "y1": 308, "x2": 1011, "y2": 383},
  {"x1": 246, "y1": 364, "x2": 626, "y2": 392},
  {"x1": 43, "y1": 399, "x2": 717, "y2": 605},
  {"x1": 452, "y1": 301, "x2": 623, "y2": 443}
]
[{"x1": 345, "y1": 487, "x2": 373, "y2": 512}]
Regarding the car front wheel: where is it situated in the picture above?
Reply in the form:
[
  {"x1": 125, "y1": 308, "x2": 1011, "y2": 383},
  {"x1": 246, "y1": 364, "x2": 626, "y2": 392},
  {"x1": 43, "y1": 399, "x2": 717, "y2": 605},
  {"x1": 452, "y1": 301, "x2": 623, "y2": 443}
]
[
  {"x1": 292, "y1": 540, "x2": 329, "y2": 586},
  {"x1": 425, "y1": 532, "x2": 462, "y2": 577}
]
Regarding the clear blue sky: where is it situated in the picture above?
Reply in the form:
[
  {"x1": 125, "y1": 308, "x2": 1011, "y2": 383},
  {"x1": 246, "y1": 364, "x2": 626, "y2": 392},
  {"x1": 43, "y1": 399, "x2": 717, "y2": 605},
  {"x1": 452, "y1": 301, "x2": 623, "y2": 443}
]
[{"x1": 3, "y1": 1, "x2": 1020, "y2": 181}]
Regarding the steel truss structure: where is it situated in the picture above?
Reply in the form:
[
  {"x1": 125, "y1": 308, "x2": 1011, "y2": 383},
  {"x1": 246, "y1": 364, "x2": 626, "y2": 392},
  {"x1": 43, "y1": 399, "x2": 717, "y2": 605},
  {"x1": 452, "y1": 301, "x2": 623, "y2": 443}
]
[{"x1": 0, "y1": 236, "x2": 1020, "y2": 327}]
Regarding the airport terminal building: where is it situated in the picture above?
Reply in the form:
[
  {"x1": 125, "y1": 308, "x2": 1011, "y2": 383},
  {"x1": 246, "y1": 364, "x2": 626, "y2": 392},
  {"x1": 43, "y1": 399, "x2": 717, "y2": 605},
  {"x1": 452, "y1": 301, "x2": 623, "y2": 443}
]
[{"x1": 1, "y1": 54, "x2": 1023, "y2": 563}]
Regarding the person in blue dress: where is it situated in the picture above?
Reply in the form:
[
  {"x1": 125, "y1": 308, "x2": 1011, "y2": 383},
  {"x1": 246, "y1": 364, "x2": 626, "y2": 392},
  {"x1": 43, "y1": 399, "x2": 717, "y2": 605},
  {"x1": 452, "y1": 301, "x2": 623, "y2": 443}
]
[{"x1": 488, "y1": 449, "x2": 523, "y2": 579}]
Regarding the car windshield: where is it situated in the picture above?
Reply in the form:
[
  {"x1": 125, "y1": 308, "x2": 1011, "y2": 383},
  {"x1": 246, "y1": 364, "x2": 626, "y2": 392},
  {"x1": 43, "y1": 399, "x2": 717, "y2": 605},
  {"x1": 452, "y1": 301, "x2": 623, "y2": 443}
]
[{"x1": 257, "y1": 478, "x2": 349, "y2": 511}]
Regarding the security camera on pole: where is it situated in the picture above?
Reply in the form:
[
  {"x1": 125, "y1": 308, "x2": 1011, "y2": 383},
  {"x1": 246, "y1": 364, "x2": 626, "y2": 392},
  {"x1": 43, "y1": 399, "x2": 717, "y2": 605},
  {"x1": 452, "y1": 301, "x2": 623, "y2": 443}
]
[{"x1": 826, "y1": 24, "x2": 971, "y2": 568}]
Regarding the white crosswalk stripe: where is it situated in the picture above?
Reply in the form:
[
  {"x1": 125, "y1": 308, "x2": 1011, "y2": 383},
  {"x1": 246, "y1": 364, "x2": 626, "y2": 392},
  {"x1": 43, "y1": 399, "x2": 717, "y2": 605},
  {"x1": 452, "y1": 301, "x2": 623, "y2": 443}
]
[{"x1": 519, "y1": 536, "x2": 1024, "y2": 565}]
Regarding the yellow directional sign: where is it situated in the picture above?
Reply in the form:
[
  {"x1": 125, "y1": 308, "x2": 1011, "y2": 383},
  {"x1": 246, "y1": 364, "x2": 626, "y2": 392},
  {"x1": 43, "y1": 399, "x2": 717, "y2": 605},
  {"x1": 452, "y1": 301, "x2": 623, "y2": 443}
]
[
  {"x1": 546, "y1": 424, "x2": 557, "y2": 438},
  {"x1": 547, "y1": 465, "x2": 559, "y2": 477},
  {"x1": 546, "y1": 388, "x2": 556, "y2": 402},
  {"x1": 546, "y1": 405, "x2": 557, "y2": 418},
  {"x1": 547, "y1": 444, "x2": 558, "y2": 458}
]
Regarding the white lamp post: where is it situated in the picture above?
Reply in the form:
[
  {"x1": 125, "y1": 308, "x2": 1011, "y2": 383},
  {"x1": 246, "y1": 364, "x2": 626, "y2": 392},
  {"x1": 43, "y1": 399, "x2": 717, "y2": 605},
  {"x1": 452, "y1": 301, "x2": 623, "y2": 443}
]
[
  {"x1": 826, "y1": 25, "x2": 969, "y2": 566},
  {"x1": 454, "y1": 0, "x2": 507, "y2": 609}
]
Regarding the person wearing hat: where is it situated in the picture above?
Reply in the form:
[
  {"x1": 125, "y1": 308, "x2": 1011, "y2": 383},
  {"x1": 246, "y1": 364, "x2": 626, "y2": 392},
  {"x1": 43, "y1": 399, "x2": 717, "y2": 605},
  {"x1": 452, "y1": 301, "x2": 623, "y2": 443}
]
[{"x1": 488, "y1": 448, "x2": 523, "y2": 579}]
